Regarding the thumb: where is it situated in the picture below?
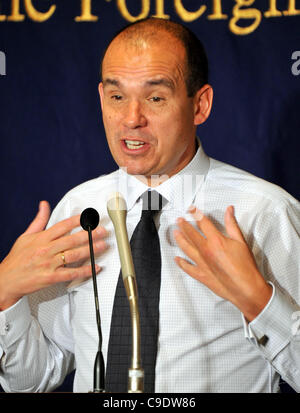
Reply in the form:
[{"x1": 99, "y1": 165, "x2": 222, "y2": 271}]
[
  {"x1": 24, "y1": 201, "x2": 51, "y2": 235},
  {"x1": 225, "y1": 205, "x2": 245, "y2": 242}
]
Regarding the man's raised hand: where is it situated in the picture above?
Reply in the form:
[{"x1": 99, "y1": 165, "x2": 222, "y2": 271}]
[
  {"x1": 174, "y1": 206, "x2": 272, "y2": 322},
  {"x1": 0, "y1": 201, "x2": 108, "y2": 310}
]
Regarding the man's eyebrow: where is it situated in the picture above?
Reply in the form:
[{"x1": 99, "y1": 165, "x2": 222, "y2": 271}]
[
  {"x1": 102, "y1": 77, "x2": 175, "y2": 91},
  {"x1": 145, "y1": 78, "x2": 175, "y2": 90},
  {"x1": 102, "y1": 78, "x2": 121, "y2": 88}
]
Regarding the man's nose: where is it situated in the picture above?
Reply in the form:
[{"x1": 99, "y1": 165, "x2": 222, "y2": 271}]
[{"x1": 122, "y1": 101, "x2": 147, "y2": 129}]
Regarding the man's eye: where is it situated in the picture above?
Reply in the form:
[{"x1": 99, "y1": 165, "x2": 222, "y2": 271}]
[
  {"x1": 111, "y1": 95, "x2": 122, "y2": 100},
  {"x1": 150, "y1": 96, "x2": 163, "y2": 103}
]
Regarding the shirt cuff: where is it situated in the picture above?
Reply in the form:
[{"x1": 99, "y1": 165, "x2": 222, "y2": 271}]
[
  {"x1": 242, "y1": 282, "x2": 300, "y2": 360},
  {"x1": 0, "y1": 296, "x2": 32, "y2": 348}
]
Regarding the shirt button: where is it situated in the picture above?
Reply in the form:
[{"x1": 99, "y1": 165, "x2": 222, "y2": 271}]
[
  {"x1": 258, "y1": 335, "x2": 268, "y2": 346},
  {"x1": 4, "y1": 323, "x2": 10, "y2": 332}
]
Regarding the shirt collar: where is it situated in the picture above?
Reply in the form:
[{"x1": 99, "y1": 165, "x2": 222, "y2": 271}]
[{"x1": 116, "y1": 138, "x2": 210, "y2": 213}]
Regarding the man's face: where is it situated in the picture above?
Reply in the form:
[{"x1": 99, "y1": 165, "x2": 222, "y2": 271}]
[{"x1": 99, "y1": 34, "x2": 204, "y2": 185}]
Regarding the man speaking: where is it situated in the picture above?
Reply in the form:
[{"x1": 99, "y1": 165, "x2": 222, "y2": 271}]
[{"x1": 0, "y1": 18, "x2": 299, "y2": 393}]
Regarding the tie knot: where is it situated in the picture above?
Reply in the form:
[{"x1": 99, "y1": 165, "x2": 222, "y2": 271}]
[{"x1": 140, "y1": 190, "x2": 164, "y2": 220}]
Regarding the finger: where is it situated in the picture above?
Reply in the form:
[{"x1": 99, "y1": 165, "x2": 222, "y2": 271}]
[
  {"x1": 176, "y1": 217, "x2": 206, "y2": 249},
  {"x1": 50, "y1": 226, "x2": 107, "y2": 256},
  {"x1": 45, "y1": 214, "x2": 81, "y2": 241},
  {"x1": 55, "y1": 240, "x2": 108, "y2": 267},
  {"x1": 24, "y1": 201, "x2": 51, "y2": 235},
  {"x1": 174, "y1": 256, "x2": 200, "y2": 280},
  {"x1": 51, "y1": 230, "x2": 88, "y2": 256},
  {"x1": 173, "y1": 229, "x2": 202, "y2": 264},
  {"x1": 189, "y1": 206, "x2": 221, "y2": 240},
  {"x1": 51, "y1": 264, "x2": 102, "y2": 284},
  {"x1": 224, "y1": 206, "x2": 245, "y2": 242}
]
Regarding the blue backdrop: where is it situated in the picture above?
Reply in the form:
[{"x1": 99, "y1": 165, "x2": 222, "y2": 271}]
[{"x1": 0, "y1": 0, "x2": 299, "y2": 393}]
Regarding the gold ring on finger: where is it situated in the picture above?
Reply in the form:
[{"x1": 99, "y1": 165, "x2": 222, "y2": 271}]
[{"x1": 61, "y1": 252, "x2": 66, "y2": 267}]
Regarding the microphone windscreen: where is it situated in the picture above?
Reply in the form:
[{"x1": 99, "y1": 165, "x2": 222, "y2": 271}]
[
  {"x1": 80, "y1": 208, "x2": 100, "y2": 231},
  {"x1": 106, "y1": 192, "x2": 127, "y2": 213}
]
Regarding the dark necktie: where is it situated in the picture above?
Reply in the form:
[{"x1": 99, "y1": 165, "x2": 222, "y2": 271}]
[{"x1": 105, "y1": 190, "x2": 163, "y2": 393}]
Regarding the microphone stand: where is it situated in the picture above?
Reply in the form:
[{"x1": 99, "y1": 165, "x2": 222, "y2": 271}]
[
  {"x1": 80, "y1": 208, "x2": 105, "y2": 393},
  {"x1": 123, "y1": 275, "x2": 144, "y2": 393},
  {"x1": 87, "y1": 226, "x2": 105, "y2": 393},
  {"x1": 107, "y1": 193, "x2": 144, "y2": 393}
]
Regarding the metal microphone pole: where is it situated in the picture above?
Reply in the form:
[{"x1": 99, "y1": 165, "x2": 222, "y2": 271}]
[
  {"x1": 80, "y1": 208, "x2": 105, "y2": 393},
  {"x1": 107, "y1": 193, "x2": 144, "y2": 393}
]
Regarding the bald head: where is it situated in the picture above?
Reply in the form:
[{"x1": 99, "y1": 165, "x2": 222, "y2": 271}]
[
  {"x1": 100, "y1": 18, "x2": 208, "y2": 97},
  {"x1": 114, "y1": 18, "x2": 189, "y2": 48}
]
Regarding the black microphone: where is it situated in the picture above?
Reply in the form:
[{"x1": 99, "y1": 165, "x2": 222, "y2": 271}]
[{"x1": 80, "y1": 208, "x2": 105, "y2": 393}]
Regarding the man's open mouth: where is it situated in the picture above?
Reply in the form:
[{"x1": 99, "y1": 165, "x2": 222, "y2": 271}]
[{"x1": 124, "y1": 139, "x2": 146, "y2": 149}]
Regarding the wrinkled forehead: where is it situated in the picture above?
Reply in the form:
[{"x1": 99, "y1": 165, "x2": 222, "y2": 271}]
[{"x1": 102, "y1": 33, "x2": 187, "y2": 85}]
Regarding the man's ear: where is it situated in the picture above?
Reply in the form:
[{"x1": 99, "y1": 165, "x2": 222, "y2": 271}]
[
  {"x1": 98, "y1": 82, "x2": 104, "y2": 111},
  {"x1": 193, "y1": 84, "x2": 213, "y2": 126}
]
